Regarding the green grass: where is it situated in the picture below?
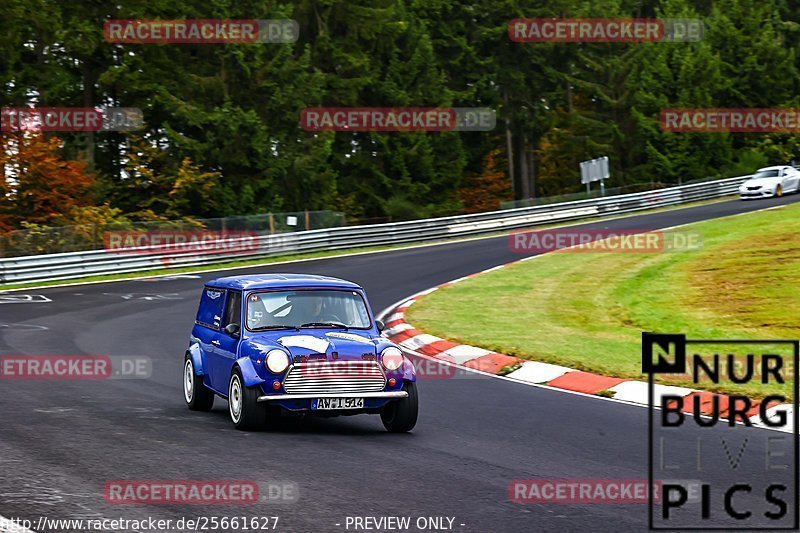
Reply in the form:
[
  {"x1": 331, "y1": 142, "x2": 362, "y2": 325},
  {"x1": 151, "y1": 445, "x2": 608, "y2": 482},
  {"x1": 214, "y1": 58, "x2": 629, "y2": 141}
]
[
  {"x1": 0, "y1": 196, "x2": 734, "y2": 291},
  {"x1": 406, "y1": 202, "x2": 800, "y2": 400}
]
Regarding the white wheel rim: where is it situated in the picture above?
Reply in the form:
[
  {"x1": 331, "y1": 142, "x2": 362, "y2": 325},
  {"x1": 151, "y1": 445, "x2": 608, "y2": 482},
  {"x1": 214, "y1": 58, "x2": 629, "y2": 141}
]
[
  {"x1": 229, "y1": 375, "x2": 243, "y2": 423},
  {"x1": 184, "y1": 360, "x2": 194, "y2": 403}
]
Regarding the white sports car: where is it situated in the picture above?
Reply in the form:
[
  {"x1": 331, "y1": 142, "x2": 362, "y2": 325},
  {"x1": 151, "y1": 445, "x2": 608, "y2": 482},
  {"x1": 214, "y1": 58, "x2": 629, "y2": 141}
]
[{"x1": 739, "y1": 166, "x2": 800, "y2": 199}]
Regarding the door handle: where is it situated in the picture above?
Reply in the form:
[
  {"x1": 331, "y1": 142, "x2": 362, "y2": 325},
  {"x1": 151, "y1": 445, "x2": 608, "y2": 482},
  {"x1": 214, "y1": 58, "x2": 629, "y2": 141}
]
[{"x1": 211, "y1": 340, "x2": 220, "y2": 346}]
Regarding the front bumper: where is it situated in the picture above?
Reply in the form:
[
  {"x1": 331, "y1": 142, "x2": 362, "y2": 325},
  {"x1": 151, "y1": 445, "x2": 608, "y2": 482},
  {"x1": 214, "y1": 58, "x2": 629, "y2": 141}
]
[
  {"x1": 257, "y1": 391, "x2": 408, "y2": 402},
  {"x1": 257, "y1": 390, "x2": 408, "y2": 412},
  {"x1": 739, "y1": 189, "x2": 773, "y2": 198}
]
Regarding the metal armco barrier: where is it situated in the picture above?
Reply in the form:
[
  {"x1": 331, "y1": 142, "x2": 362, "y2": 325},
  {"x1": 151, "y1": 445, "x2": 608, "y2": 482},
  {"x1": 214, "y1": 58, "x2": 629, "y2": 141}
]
[{"x1": 0, "y1": 176, "x2": 746, "y2": 285}]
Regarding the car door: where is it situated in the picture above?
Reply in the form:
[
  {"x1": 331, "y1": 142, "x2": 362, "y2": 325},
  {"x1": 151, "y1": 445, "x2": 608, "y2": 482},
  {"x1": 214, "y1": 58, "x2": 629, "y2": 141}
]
[
  {"x1": 782, "y1": 167, "x2": 797, "y2": 192},
  {"x1": 207, "y1": 290, "x2": 242, "y2": 393},
  {"x1": 789, "y1": 167, "x2": 800, "y2": 192},
  {"x1": 192, "y1": 286, "x2": 227, "y2": 391}
]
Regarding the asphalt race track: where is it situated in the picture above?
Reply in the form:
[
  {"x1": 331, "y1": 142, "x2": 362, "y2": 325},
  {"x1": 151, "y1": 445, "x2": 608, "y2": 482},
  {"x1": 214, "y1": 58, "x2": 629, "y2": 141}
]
[{"x1": 2, "y1": 195, "x2": 799, "y2": 533}]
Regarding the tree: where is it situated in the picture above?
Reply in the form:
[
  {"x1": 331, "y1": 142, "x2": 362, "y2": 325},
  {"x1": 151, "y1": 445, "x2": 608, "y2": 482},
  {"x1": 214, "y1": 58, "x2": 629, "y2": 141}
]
[
  {"x1": 0, "y1": 131, "x2": 95, "y2": 229},
  {"x1": 458, "y1": 148, "x2": 512, "y2": 212}
]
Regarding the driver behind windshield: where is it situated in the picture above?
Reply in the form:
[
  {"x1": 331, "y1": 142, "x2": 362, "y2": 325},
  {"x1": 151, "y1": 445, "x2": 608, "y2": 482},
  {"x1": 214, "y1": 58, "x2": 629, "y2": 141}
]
[
  {"x1": 289, "y1": 293, "x2": 330, "y2": 325},
  {"x1": 245, "y1": 291, "x2": 359, "y2": 330}
]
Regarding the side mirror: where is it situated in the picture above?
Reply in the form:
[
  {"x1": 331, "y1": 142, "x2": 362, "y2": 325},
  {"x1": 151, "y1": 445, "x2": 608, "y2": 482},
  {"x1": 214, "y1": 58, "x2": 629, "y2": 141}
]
[
  {"x1": 225, "y1": 323, "x2": 240, "y2": 336},
  {"x1": 375, "y1": 320, "x2": 385, "y2": 333}
]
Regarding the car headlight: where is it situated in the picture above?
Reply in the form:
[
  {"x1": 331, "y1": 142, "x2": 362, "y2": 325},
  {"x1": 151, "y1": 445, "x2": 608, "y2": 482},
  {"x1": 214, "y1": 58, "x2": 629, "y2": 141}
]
[
  {"x1": 381, "y1": 347, "x2": 404, "y2": 371},
  {"x1": 266, "y1": 349, "x2": 290, "y2": 374}
]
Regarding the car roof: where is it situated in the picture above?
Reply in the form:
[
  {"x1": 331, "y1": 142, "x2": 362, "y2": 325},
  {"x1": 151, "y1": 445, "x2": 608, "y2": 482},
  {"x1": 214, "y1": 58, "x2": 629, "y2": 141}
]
[
  {"x1": 756, "y1": 166, "x2": 787, "y2": 171},
  {"x1": 205, "y1": 273, "x2": 362, "y2": 291}
]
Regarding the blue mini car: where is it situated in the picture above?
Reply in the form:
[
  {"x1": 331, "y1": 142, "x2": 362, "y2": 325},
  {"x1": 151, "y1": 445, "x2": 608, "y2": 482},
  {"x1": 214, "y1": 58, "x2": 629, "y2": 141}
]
[{"x1": 183, "y1": 274, "x2": 418, "y2": 432}]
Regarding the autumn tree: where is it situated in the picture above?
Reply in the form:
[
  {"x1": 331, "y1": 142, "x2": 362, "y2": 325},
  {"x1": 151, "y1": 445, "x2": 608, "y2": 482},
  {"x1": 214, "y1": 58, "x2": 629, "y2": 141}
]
[
  {"x1": 0, "y1": 131, "x2": 95, "y2": 230},
  {"x1": 458, "y1": 149, "x2": 512, "y2": 213},
  {"x1": 113, "y1": 137, "x2": 222, "y2": 220}
]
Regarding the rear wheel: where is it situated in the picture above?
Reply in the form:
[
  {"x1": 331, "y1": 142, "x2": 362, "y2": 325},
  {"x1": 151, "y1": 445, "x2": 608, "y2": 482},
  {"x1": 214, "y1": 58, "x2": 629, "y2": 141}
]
[
  {"x1": 228, "y1": 368, "x2": 266, "y2": 431},
  {"x1": 184, "y1": 355, "x2": 214, "y2": 411},
  {"x1": 381, "y1": 382, "x2": 419, "y2": 433}
]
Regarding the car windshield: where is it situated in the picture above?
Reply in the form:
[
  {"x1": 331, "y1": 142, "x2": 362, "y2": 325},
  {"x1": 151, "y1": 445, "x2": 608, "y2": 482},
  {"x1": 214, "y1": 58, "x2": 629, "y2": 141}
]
[
  {"x1": 246, "y1": 289, "x2": 372, "y2": 330},
  {"x1": 752, "y1": 170, "x2": 780, "y2": 179}
]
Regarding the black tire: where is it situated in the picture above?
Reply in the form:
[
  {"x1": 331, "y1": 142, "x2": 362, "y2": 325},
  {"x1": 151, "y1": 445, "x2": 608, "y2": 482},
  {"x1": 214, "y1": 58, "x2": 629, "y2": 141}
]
[
  {"x1": 184, "y1": 355, "x2": 214, "y2": 412},
  {"x1": 228, "y1": 368, "x2": 266, "y2": 431},
  {"x1": 776, "y1": 185, "x2": 783, "y2": 197},
  {"x1": 381, "y1": 381, "x2": 419, "y2": 433}
]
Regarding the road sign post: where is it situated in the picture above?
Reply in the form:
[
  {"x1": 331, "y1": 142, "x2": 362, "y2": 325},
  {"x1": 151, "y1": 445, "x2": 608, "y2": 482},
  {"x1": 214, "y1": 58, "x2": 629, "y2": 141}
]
[{"x1": 580, "y1": 156, "x2": 610, "y2": 196}]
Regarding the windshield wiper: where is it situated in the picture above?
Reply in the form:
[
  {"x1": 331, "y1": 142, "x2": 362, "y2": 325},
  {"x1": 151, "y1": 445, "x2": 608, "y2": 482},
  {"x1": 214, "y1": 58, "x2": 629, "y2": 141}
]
[
  {"x1": 300, "y1": 322, "x2": 349, "y2": 329},
  {"x1": 256, "y1": 325, "x2": 299, "y2": 331}
]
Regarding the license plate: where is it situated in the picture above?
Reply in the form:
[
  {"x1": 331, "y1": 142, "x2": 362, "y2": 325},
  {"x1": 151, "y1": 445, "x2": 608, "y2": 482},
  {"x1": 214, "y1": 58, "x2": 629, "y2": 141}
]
[{"x1": 312, "y1": 398, "x2": 364, "y2": 410}]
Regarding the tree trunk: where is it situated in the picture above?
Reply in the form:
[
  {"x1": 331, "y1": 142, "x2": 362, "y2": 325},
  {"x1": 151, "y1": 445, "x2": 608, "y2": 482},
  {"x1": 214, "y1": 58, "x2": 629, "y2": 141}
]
[
  {"x1": 528, "y1": 140, "x2": 536, "y2": 198},
  {"x1": 82, "y1": 62, "x2": 96, "y2": 170},
  {"x1": 519, "y1": 131, "x2": 530, "y2": 200},
  {"x1": 567, "y1": 82, "x2": 573, "y2": 113},
  {"x1": 503, "y1": 88, "x2": 516, "y2": 198}
]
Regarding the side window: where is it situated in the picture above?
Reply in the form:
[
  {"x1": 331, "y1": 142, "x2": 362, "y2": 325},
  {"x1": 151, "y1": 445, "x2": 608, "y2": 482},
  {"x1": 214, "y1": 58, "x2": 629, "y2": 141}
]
[
  {"x1": 196, "y1": 287, "x2": 226, "y2": 330},
  {"x1": 350, "y1": 292, "x2": 371, "y2": 326},
  {"x1": 224, "y1": 291, "x2": 242, "y2": 327}
]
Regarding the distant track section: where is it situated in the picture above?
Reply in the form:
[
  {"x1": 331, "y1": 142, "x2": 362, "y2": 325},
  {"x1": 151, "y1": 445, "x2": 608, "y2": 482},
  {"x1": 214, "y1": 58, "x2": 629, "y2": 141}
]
[{"x1": 0, "y1": 176, "x2": 746, "y2": 285}]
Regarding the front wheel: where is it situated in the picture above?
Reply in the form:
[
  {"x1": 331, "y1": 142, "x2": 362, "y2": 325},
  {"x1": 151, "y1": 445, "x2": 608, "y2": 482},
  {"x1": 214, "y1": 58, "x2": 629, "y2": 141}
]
[
  {"x1": 184, "y1": 355, "x2": 214, "y2": 411},
  {"x1": 228, "y1": 368, "x2": 266, "y2": 431},
  {"x1": 381, "y1": 382, "x2": 419, "y2": 433},
  {"x1": 775, "y1": 185, "x2": 783, "y2": 197}
]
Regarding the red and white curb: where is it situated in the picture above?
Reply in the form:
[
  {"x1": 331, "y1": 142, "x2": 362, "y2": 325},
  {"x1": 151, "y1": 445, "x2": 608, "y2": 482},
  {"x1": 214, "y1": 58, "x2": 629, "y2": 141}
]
[{"x1": 381, "y1": 260, "x2": 794, "y2": 433}]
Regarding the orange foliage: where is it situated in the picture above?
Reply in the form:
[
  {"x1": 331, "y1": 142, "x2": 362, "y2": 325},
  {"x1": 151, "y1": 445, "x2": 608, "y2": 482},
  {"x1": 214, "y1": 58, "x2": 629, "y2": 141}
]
[
  {"x1": 0, "y1": 131, "x2": 95, "y2": 230},
  {"x1": 458, "y1": 149, "x2": 513, "y2": 213}
]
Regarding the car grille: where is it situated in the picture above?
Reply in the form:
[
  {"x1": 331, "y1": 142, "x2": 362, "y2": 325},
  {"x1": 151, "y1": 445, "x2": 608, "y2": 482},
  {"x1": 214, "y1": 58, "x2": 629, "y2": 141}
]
[
  {"x1": 283, "y1": 360, "x2": 386, "y2": 394},
  {"x1": 747, "y1": 186, "x2": 761, "y2": 190}
]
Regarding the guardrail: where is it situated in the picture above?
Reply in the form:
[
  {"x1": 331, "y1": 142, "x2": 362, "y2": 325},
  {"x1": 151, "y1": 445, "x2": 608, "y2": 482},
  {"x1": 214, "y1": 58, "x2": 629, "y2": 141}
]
[
  {"x1": 0, "y1": 209, "x2": 346, "y2": 258},
  {"x1": 0, "y1": 175, "x2": 747, "y2": 285}
]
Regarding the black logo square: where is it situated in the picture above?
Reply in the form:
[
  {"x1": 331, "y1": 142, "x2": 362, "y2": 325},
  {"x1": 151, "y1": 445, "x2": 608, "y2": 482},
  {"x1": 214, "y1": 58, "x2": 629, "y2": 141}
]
[{"x1": 642, "y1": 332, "x2": 686, "y2": 374}]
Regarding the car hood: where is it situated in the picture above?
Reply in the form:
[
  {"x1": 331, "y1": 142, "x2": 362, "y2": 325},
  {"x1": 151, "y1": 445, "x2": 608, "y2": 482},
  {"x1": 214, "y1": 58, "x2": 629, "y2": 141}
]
[
  {"x1": 244, "y1": 331, "x2": 381, "y2": 362},
  {"x1": 741, "y1": 177, "x2": 779, "y2": 188}
]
